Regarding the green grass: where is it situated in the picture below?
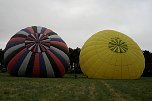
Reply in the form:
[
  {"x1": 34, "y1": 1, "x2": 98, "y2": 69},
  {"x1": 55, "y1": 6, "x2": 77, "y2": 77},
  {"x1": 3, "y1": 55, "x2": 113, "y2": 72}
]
[
  {"x1": 105, "y1": 78, "x2": 152, "y2": 101},
  {"x1": 0, "y1": 73, "x2": 152, "y2": 101}
]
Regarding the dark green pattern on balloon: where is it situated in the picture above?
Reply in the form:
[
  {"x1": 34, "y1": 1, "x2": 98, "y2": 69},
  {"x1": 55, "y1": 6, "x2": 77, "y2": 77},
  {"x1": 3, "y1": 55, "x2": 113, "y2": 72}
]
[{"x1": 108, "y1": 37, "x2": 128, "y2": 53}]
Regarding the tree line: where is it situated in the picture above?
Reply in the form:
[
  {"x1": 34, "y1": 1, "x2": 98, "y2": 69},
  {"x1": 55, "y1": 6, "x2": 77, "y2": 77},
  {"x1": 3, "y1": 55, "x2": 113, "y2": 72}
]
[{"x1": 1, "y1": 48, "x2": 152, "y2": 77}]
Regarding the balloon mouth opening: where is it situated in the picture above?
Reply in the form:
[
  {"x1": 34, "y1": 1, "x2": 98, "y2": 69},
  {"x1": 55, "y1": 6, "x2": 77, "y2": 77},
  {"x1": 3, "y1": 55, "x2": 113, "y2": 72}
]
[{"x1": 25, "y1": 33, "x2": 50, "y2": 53}]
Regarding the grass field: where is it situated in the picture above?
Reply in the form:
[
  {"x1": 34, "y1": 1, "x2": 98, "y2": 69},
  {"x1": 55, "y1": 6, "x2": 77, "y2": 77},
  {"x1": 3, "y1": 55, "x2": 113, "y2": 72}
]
[{"x1": 0, "y1": 73, "x2": 152, "y2": 101}]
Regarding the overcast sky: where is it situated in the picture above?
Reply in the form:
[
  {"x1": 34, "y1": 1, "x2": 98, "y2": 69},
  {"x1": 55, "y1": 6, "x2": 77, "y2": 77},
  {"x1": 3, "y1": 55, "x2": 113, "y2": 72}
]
[{"x1": 0, "y1": 0, "x2": 152, "y2": 51}]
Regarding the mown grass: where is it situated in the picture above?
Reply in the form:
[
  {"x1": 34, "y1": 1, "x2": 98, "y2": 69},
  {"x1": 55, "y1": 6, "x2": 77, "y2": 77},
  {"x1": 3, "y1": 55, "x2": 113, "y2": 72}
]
[
  {"x1": 105, "y1": 78, "x2": 152, "y2": 101},
  {"x1": 0, "y1": 73, "x2": 152, "y2": 101}
]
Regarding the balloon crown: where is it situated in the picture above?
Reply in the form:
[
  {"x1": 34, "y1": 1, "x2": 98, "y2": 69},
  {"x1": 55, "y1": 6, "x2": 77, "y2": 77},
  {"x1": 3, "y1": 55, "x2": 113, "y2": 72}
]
[
  {"x1": 108, "y1": 37, "x2": 128, "y2": 53},
  {"x1": 25, "y1": 33, "x2": 50, "y2": 53}
]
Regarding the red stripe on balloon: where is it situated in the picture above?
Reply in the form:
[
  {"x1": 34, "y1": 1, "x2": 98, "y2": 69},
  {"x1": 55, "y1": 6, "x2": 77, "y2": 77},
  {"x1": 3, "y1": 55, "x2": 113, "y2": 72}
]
[
  {"x1": 9, "y1": 37, "x2": 26, "y2": 42},
  {"x1": 27, "y1": 27, "x2": 34, "y2": 34},
  {"x1": 7, "y1": 48, "x2": 27, "y2": 74},
  {"x1": 35, "y1": 33, "x2": 39, "y2": 39},
  {"x1": 41, "y1": 35, "x2": 48, "y2": 40},
  {"x1": 50, "y1": 41, "x2": 68, "y2": 51},
  {"x1": 32, "y1": 44, "x2": 38, "y2": 52},
  {"x1": 43, "y1": 29, "x2": 52, "y2": 35},
  {"x1": 47, "y1": 50, "x2": 65, "y2": 77},
  {"x1": 26, "y1": 43, "x2": 34, "y2": 48},
  {"x1": 27, "y1": 35, "x2": 35, "y2": 41},
  {"x1": 32, "y1": 53, "x2": 40, "y2": 77},
  {"x1": 41, "y1": 42, "x2": 50, "y2": 47},
  {"x1": 40, "y1": 44, "x2": 46, "y2": 52}
]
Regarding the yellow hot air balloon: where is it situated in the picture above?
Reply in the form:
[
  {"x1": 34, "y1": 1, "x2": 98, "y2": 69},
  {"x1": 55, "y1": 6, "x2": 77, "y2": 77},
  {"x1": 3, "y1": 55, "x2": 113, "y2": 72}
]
[{"x1": 79, "y1": 30, "x2": 145, "y2": 79}]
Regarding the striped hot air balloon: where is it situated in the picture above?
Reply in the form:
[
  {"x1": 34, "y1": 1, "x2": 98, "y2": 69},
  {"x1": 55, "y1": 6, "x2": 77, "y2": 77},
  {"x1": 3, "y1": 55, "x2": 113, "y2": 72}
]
[{"x1": 4, "y1": 26, "x2": 70, "y2": 77}]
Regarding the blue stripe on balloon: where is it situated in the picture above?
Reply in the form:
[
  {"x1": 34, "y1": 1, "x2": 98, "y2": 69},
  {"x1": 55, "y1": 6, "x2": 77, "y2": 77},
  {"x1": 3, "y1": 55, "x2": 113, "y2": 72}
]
[
  {"x1": 45, "y1": 50, "x2": 61, "y2": 77},
  {"x1": 51, "y1": 38, "x2": 65, "y2": 43},
  {"x1": 22, "y1": 29, "x2": 32, "y2": 34},
  {"x1": 39, "y1": 53, "x2": 47, "y2": 77},
  {"x1": 48, "y1": 48, "x2": 68, "y2": 69},
  {"x1": 32, "y1": 26, "x2": 37, "y2": 33},
  {"x1": 5, "y1": 41, "x2": 25, "y2": 52},
  {"x1": 41, "y1": 27, "x2": 47, "y2": 34},
  {"x1": 49, "y1": 43, "x2": 68, "y2": 56},
  {"x1": 11, "y1": 50, "x2": 30, "y2": 76},
  {"x1": 12, "y1": 34, "x2": 27, "y2": 38},
  {"x1": 47, "y1": 32, "x2": 57, "y2": 36}
]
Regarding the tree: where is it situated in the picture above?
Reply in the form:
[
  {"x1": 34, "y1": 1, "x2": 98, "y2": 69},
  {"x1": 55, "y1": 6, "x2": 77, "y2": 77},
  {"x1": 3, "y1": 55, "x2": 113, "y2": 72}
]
[
  {"x1": 68, "y1": 47, "x2": 82, "y2": 74},
  {"x1": 0, "y1": 49, "x2": 4, "y2": 65},
  {"x1": 142, "y1": 50, "x2": 152, "y2": 77},
  {"x1": 72, "y1": 47, "x2": 81, "y2": 74},
  {"x1": 0, "y1": 49, "x2": 6, "y2": 72},
  {"x1": 69, "y1": 47, "x2": 74, "y2": 69}
]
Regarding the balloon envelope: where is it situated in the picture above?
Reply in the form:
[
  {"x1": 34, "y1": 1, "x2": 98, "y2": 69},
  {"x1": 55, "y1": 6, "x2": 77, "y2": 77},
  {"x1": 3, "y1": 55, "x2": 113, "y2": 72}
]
[
  {"x1": 79, "y1": 30, "x2": 145, "y2": 79},
  {"x1": 4, "y1": 26, "x2": 69, "y2": 77}
]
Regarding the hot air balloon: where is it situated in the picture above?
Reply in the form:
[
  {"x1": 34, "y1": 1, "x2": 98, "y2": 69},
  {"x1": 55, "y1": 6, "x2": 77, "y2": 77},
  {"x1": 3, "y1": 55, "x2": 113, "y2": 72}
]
[
  {"x1": 79, "y1": 30, "x2": 145, "y2": 79},
  {"x1": 4, "y1": 26, "x2": 69, "y2": 77}
]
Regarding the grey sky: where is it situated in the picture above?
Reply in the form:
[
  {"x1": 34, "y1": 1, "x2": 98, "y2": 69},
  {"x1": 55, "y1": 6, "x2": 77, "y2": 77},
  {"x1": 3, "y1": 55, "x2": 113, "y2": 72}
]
[{"x1": 0, "y1": 0, "x2": 152, "y2": 51}]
